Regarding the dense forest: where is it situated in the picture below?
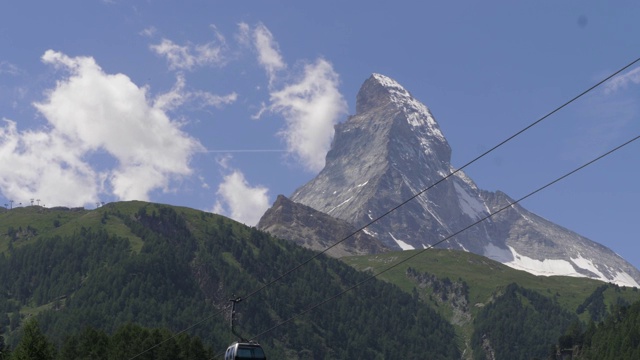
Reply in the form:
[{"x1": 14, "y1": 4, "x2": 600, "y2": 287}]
[
  {"x1": 1, "y1": 319, "x2": 212, "y2": 360},
  {"x1": 4, "y1": 298, "x2": 640, "y2": 360},
  {"x1": 471, "y1": 283, "x2": 577, "y2": 359},
  {"x1": 549, "y1": 298, "x2": 640, "y2": 360},
  {"x1": 0, "y1": 203, "x2": 459, "y2": 359}
]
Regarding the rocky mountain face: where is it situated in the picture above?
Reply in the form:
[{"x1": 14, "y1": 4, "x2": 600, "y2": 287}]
[
  {"x1": 258, "y1": 73, "x2": 640, "y2": 287},
  {"x1": 257, "y1": 195, "x2": 389, "y2": 257}
]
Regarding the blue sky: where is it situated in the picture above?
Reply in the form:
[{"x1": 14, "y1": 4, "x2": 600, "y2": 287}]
[{"x1": 1, "y1": 1, "x2": 639, "y2": 270}]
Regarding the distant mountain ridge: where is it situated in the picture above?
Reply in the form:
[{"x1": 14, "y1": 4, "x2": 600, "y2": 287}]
[{"x1": 259, "y1": 73, "x2": 640, "y2": 288}]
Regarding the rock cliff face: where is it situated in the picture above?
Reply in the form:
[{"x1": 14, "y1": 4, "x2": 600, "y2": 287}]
[
  {"x1": 257, "y1": 195, "x2": 388, "y2": 257},
  {"x1": 260, "y1": 73, "x2": 640, "y2": 287},
  {"x1": 290, "y1": 74, "x2": 490, "y2": 252}
]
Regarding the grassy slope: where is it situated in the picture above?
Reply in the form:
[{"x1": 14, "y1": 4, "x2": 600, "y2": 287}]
[
  {"x1": 0, "y1": 204, "x2": 137, "y2": 252},
  {"x1": 344, "y1": 248, "x2": 640, "y2": 311}
]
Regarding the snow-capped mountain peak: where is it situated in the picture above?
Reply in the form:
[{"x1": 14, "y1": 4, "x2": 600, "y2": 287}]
[
  {"x1": 358, "y1": 74, "x2": 446, "y2": 143},
  {"x1": 273, "y1": 73, "x2": 640, "y2": 287}
]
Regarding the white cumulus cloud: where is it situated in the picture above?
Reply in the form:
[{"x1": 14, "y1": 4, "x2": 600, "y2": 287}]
[
  {"x1": 35, "y1": 50, "x2": 203, "y2": 201},
  {"x1": 0, "y1": 50, "x2": 204, "y2": 206},
  {"x1": 269, "y1": 59, "x2": 347, "y2": 172},
  {"x1": 212, "y1": 169, "x2": 270, "y2": 226},
  {"x1": 0, "y1": 119, "x2": 99, "y2": 207},
  {"x1": 241, "y1": 23, "x2": 346, "y2": 173}
]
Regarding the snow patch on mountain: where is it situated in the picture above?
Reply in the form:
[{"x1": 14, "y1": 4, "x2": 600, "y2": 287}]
[
  {"x1": 454, "y1": 169, "x2": 479, "y2": 190},
  {"x1": 370, "y1": 73, "x2": 405, "y2": 91},
  {"x1": 611, "y1": 272, "x2": 640, "y2": 288},
  {"x1": 483, "y1": 243, "x2": 513, "y2": 263},
  {"x1": 454, "y1": 181, "x2": 488, "y2": 221},
  {"x1": 484, "y1": 243, "x2": 640, "y2": 287},
  {"x1": 371, "y1": 73, "x2": 445, "y2": 142},
  {"x1": 363, "y1": 228, "x2": 377, "y2": 237},
  {"x1": 571, "y1": 255, "x2": 607, "y2": 279},
  {"x1": 327, "y1": 196, "x2": 353, "y2": 214},
  {"x1": 389, "y1": 232, "x2": 415, "y2": 250}
]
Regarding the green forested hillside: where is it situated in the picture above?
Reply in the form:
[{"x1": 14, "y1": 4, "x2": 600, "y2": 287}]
[
  {"x1": 1, "y1": 202, "x2": 640, "y2": 359},
  {"x1": 471, "y1": 283, "x2": 576, "y2": 359},
  {"x1": 0, "y1": 202, "x2": 459, "y2": 359},
  {"x1": 3, "y1": 319, "x2": 213, "y2": 360},
  {"x1": 344, "y1": 248, "x2": 640, "y2": 359},
  {"x1": 550, "y1": 299, "x2": 640, "y2": 360}
]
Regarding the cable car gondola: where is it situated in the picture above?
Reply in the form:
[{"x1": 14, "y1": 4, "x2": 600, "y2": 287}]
[
  {"x1": 224, "y1": 341, "x2": 267, "y2": 360},
  {"x1": 225, "y1": 296, "x2": 267, "y2": 360}
]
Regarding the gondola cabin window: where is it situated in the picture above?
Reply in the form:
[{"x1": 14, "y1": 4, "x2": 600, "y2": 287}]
[{"x1": 225, "y1": 342, "x2": 267, "y2": 360}]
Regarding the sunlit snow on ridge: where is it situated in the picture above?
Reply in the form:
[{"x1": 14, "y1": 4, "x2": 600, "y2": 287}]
[
  {"x1": 363, "y1": 228, "x2": 377, "y2": 237},
  {"x1": 571, "y1": 255, "x2": 607, "y2": 279},
  {"x1": 371, "y1": 73, "x2": 446, "y2": 143},
  {"x1": 483, "y1": 243, "x2": 640, "y2": 288},
  {"x1": 389, "y1": 232, "x2": 415, "y2": 250},
  {"x1": 453, "y1": 181, "x2": 488, "y2": 221},
  {"x1": 327, "y1": 196, "x2": 353, "y2": 214}
]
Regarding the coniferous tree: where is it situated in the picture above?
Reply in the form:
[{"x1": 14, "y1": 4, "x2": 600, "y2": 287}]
[
  {"x1": 0, "y1": 335, "x2": 9, "y2": 360},
  {"x1": 10, "y1": 319, "x2": 55, "y2": 360}
]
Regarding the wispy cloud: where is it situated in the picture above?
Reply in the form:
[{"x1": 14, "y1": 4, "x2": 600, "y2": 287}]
[
  {"x1": 212, "y1": 169, "x2": 270, "y2": 226},
  {"x1": 201, "y1": 149, "x2": 285, "y2": 153},
  {"x1": 153, "y1": 73, "x2": 237, "y2": 111},
  {"x1": 0, "y1": 61, "x2": 23, "y2": 76},
  {"x1": 153, "y1": 73, "x2": 189, "y2": 111},
  {"x1": 236, "y1": 22, "x2": 251, "y2": 47},
  {"x1": 563, "y1": 69, "x2": 640, "y2": 162},
  {"x1": 150, "y1": 35, "x2": 226, "y2": 71},
  {"x1": 604, "y1": 66, "x2": 640, "y2": 94},
  {"x1": 192, "y1": 90, "x2": 238, "y2": 109},
  {"x1": 139, "y1": 26, "x2": 157, "y2": 38},
  {"x1": 252, "y1": 23, "x2": 286, "y2": 84}
]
